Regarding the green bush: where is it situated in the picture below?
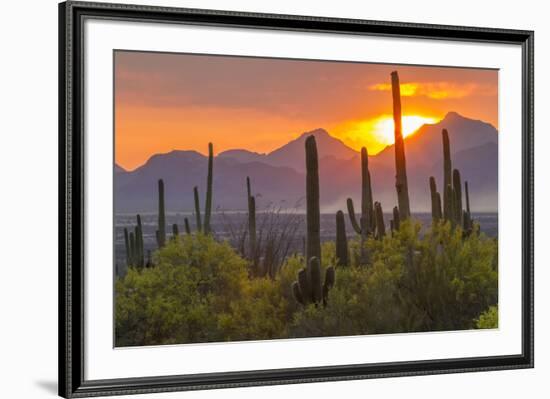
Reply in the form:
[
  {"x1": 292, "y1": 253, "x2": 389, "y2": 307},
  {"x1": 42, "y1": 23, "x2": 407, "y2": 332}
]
[
  {"x1": 115, "y1": 233, "x2": 249, "y2": 346},
  {"x1": 115, "y1": 221, "x2": 498, "y2": 346},
  {"x1": 475, "y1": 305, "x2": 498, "y2": 329},
  {"x1": 290, "y1": 220, "x2": 498, "y2": 336}
]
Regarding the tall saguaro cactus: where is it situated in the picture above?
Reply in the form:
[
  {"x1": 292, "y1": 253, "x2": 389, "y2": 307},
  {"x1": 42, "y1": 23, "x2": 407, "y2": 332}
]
[
  {"x1": 157, "y1": 179, "x2": 166, "y2": 248},
  {"x1": 193, "y1": 186, "x2": 202, "y2": 232},
  {"x1": 246, "y1": 176, "x2": 257, "y2": 263},
  {"x1": 203, "y1": 143, "x2": 214, "y2": 234},
  {"x1": 305, "y1": 135, "x2": 321, "y2": 267},
  {"x1": 335, "y1": 210, "x2": 349, "y2": 267},
  {"x1": 442, "y1": 129, "x2": 452, "y2": 221},
  {"x1": 391, "y1": 71, "x2": 411, "y2": 220}
]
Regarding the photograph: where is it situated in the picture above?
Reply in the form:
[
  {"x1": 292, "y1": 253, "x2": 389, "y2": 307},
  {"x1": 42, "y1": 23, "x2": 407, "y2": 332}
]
[{"x1": 113, "y1": 51, "x2": 499, "y2": 347}]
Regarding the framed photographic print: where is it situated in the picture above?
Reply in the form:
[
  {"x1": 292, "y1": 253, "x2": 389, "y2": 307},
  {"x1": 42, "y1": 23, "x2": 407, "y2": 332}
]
[{"x1": 59, "y1": 1, "x2": 534, "y2": 397}]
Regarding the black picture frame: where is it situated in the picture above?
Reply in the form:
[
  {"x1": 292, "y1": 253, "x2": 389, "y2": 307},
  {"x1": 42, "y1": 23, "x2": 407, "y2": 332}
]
[{"x1": 59, "y1": 1, "x2": 534, "y2": 397}]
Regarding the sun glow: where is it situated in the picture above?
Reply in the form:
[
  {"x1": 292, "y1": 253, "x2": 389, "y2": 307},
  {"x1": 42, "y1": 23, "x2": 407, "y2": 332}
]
[
  {"x1": 331, "y1": 114, "x2": 440, "y2": 155},
  {"x1": 370, "y1": 115, "x2": 438, "y2": 145}
]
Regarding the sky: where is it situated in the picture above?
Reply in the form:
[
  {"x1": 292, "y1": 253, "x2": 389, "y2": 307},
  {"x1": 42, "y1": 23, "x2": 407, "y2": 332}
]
[{"x1": 115, "y1": 50, "x2": 498, "y2": 171}]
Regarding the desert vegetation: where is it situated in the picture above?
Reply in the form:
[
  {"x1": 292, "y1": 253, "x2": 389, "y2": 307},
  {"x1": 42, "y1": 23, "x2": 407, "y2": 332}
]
[{"x1": 115, "y1": 71, "x2": 498, "y2": 346}]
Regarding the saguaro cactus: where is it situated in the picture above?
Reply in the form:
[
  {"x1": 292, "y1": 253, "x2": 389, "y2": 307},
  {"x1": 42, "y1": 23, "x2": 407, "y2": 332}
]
[
  {"x1": 157, "y1": 179, "x2": 166, "y2": 248},
  {"x1": 184, "y1": 218, "x2": 191, "y2": 235},
  {"x1": 392, "y1": 206, "x2": 400, "y2": 231},
  {"x1": 172, "y1": 223, "x2": 179, "y2": 240},
  {"x1": 444, "y1": 183, "x2": 455, "y2": 226},
  {"x1": 374, "y1": 201, "x2": 386, "y2": 239},
  {"x1": 347, "y1": 147, "x2": 374, "y2": 235},
  {"x1": 292, "y1": 257, "x2": 335, "y2": 307},
  {"x1": 442, "y1": 129, "x2": 452, "y2": 221},
  {"x1": 193, "y1": 186, "x2": 202, "y2": 232},
  {"x1": 391, "y1": 71, "x2": 411, "y2": 220},
  {"x1": 465, "y1": 180, "x2": 471, "y2": 214},
  {"x1": 129, "y1": 231, "x2": 135, "y2": 266},
  {"x1": 463, "y1": 180, "x2": 473, "y2": 233},
  {"x1": 453, "y1": 169, "x2": 463, "y2": 225},
  {"x1": 246, "y1": 176, "x2": 257, "y2": 263},
  {"x1": 305, "y1": 135, "x2": 321, "y2": 267},
  {"x1": 123, "y1": 228, "x2": 130, "y2": 266},
  {"x1": 335, "y1": 210, "x2": 349, "y2": 267},
  {"x1": 136, "y1": 214, "x2": 144, "y2": 267},
  {"x1": 203, "y1": 142, "x2": 214, "y2": 234},
  {"x1": 429, "y1": 176, "x2": 443, "y2": 221}
]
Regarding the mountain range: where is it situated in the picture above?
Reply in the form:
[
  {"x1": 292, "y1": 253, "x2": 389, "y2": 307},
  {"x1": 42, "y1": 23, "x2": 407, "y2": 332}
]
[{"x1": 115, "y1": 112, "x2": 498, "y2": 213}]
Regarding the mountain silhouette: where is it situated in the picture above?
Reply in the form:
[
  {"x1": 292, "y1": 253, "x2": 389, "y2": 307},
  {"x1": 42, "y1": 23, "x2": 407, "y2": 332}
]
[
  {"x1": 115, "y1": 113, "x2": 498, "y2": 213},
  {"x1": 218, "y1": 128, "x2": 358, "y2": 173}
]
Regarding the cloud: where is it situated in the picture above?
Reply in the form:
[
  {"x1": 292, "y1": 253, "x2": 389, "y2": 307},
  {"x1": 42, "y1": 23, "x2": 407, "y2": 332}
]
[{"x1": 369, "y1": 81, "x2": 495, "y2": 99}]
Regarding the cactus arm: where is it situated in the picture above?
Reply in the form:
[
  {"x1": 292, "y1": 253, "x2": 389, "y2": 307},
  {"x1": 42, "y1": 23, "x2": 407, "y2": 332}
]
[
  {"x1": 392, "y1": 206, "x2": 400, "y2": 231},
  {"x1": 297, "y1": 269, "x2": 309, "y2": 304},
  {"x1": 292, "y1": 281, "x2": 304, "y2": 305},
  {"x1": 309, "y1": 257, "x2": 323, "y2": 304},
  {"x1": 346, "y1": 198, "x2": 362, "y2": 234},
  {"x1": 429, "y1": 176, "x2": 442, "y2": 222},
  {"x1": 435, "y1": 192, "x2": 442, "y2": 220}
]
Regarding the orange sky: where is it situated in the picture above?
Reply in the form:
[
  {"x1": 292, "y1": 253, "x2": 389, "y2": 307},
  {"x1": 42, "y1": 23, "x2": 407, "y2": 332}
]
[{"x1": 115, "y1": 51, "x2": 498, "y2": 171}]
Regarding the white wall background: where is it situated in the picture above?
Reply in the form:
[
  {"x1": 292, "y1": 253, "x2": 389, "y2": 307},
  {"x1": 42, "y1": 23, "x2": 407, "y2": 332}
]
[{"x1": 0, "y1": 0, "x2": 545, "y2": 398}]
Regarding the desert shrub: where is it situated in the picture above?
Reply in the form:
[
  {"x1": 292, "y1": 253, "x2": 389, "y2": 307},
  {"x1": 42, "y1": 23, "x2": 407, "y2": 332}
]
[
  {"x1": 115, "y1": 233, "x2": 249, "y2": 346},
  {"x1": 475, "y1": 305, "x2": 498, "y2": 329},
  {"x1": 217, "y1": 277, "x2": 289, "y2": 341},
  {"x1": 115, "y1": 220, "x2": 498, "y2": 346},
  {"x1": 290, "y1": 220, "x2": 498, "y2": 337}
]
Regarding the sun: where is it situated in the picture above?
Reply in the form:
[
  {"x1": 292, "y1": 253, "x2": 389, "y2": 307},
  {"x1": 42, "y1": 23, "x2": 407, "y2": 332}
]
[
  {"x1": 331, "y1": 114, "x2": 440, "y2": 155},
  {"x1": 371, "y1": 115, "x2": 438, "y2": 145}
]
